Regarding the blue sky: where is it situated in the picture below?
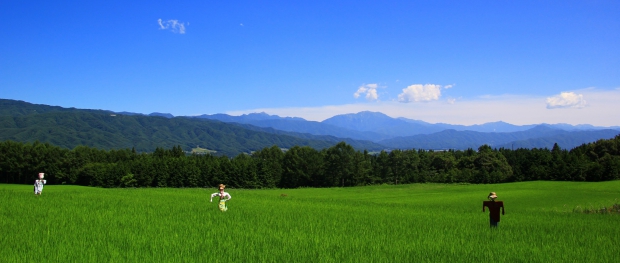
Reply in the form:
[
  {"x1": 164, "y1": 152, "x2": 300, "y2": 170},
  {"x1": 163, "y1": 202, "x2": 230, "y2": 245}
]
[{"x1": 1, "y1": 0, "x2": 619, "y2": 126}]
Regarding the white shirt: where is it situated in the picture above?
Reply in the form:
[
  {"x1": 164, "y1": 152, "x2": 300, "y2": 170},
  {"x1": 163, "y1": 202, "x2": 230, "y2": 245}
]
[
  {"x1": 34, "y1": 180, "x2": 46, "y2": 191},
  {"x1": 210, "y1": 191, "x2": 231, "y2": 202}
]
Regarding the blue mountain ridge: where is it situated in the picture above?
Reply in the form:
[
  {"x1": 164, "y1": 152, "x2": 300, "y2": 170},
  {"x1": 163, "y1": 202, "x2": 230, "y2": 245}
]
[
  {"x1": 191, "y1": 111, "x2": 620, "y2": 150},
  {"x1": 4, "y1": 99, "x2": 616, "y2": 152}
]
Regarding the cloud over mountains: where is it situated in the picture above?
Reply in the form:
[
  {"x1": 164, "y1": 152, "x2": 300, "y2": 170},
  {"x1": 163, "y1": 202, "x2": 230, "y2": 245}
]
[
  {"x1": 354, "y1": 84, "x2": 380, "y2": 101},
  {"x1": 546, "y1": 92, "x2": 586, "y2": 109},
  {"x1": 397, "y1": 84, "x2": 444, "y2": 103}
]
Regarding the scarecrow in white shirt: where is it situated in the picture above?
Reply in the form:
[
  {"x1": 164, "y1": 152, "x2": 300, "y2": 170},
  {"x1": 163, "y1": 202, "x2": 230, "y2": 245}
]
[
  {"x1": 210, "y1": 184, "x2": 232, "y2": 212},
  {"x1": 34, "y1": 173, "x2": 47, "y2": 196}
]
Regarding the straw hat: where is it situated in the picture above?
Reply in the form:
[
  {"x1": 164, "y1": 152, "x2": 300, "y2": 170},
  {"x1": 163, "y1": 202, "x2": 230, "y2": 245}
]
[
  {"x1": 218, "y1": 184, "x2": 226, "y2": 190},
  {"x1": 488, "y1": 192, "x2": 497, "y2": 199}
]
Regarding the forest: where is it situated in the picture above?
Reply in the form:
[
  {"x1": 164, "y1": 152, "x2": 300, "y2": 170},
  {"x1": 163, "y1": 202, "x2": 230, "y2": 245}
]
[{"x1": 1, "y1": 135, "x2": 619, "y2": 188}]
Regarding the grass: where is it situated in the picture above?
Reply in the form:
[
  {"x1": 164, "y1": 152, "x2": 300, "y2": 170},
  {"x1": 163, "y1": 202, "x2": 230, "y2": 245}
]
[
  {"x1": 1, "y1": 181, "x2": 619, "y2": 262},
  {"x1": 573, "y1": 203, "x2": 620, "y2": 214}
]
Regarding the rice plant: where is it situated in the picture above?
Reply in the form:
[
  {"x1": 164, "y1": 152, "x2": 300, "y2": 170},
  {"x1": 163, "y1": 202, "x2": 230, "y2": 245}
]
[{"x1": 1, "y1": 181, "x2": 619, "y2": 262}]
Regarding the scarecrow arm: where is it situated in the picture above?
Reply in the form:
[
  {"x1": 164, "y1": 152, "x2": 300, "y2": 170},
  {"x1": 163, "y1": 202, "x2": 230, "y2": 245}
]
[{"x1": 210, "y1": 193, "x2": 219, "y2": 202}]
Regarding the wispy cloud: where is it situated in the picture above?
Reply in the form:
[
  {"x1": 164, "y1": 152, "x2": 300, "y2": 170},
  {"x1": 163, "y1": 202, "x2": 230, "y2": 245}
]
[
  {"x1": 397, "y1": 84, "x2": 443, "y2": 103},
  {"x1": 353, "y1": 84, "x2": 380, "y2": 101},
  {"x1": 158, "y1": 19, "x2": 187, "y2": 34},
  {"x1": 546, "y1": 92, "x2": 586, "y2": 109}
]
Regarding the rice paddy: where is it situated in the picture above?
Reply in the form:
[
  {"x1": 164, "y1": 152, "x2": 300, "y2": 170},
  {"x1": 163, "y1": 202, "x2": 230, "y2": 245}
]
[{"x1": 1, "y1": 181, "x2": 619, "y2": 262}]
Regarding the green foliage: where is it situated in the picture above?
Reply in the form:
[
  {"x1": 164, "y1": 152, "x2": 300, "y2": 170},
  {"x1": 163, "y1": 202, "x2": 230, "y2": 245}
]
[
  {"x1": 0, "y1": 99, "x2": 362, "y2": 156},
  {"x1": 280, "y1": 146, "x2": 324, "y2": 188},
  {"x1": 3, "y1": 98, "x2": 620, "y2": 188},
  {"x1": 3, "y1": 136, "x2": 620, "y2": 188}
]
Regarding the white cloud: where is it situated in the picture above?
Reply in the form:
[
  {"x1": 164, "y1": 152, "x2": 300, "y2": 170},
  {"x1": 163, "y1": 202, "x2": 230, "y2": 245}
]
[
  {"x1": 158, "y1": 19, "x2": 186, "y2": 34},
  {"x1": 397, "y1": 84, "x2": 442, "y2": 103},
  {"x1": 546, "y1": 92, "x2": 586, "y2": 109},
  {"x1": 226, "y1": 88, "x2": 620, "y2": 126},
  {"x1": 353, "y1": 84, "x2": 380, "y2": 101}
]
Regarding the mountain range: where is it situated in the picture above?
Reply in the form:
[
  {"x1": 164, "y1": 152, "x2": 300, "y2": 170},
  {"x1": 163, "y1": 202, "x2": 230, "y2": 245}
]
[
  {"x1": 192, "y1": 111, "x2": 620, "y2": 150},
  {"x1": 1, "y1": 98, "x2": 619, "y2": 154},
  {"x1": 196, "y1": 111, "x2": 619, "y2": 137}
]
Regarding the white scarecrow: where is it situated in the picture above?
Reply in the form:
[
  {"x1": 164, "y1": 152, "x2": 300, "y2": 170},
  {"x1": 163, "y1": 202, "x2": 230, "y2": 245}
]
[{"x1": 34, "y1": 173, "x2": 47, "y2": 195}]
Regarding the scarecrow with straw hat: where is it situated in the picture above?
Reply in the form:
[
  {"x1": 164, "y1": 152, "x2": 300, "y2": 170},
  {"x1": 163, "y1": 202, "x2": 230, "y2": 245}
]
[
  {"x1": 482, "y1": 192, "x2": 505, "y2": 228},
  {"x1": 210, "y1": 184, "x2": 232, "y2": 212}
]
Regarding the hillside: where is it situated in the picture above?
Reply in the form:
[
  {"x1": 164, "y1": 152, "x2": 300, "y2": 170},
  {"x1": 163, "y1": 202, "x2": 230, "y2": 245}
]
[
  {"x1": 378, "y1": 126, "x2": 620, "y2": 150},
  {"x1": 195, "y1": 113, "x2": 391, "y2": 141},
  {"x1": 0, "y1": 99, "x2": 383, "y2": 155},
  {"x1": 2, "y1": 99, "x2": 618, "y2": 153}
]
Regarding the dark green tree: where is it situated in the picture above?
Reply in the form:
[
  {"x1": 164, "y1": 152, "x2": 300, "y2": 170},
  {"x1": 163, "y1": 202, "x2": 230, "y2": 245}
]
[{"x1": 325, "y1": 142, "x2": 356, "y2": 187}]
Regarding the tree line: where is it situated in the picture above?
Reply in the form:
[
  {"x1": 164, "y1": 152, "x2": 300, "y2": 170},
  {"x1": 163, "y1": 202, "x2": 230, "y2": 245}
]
[{"x1": 1, "y1": 135, "x2": 619, "y2": 188}]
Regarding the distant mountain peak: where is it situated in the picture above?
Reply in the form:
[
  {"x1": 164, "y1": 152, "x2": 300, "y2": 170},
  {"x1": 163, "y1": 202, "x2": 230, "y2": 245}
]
[
  {"x1": 355, "y1": 111, "x2": 390, "y2": 117},
  {"x1": 194, "y1": 112, "x2": 306, "y2": 122},
  {"x1": 245, "y1": 112, "x2": 270, "y2": 117},
  {"x1": 322, "y1": 111, "x2": 405, "y2": 131},
  {"x1": 149, "y1": 112, "x2": 174, "y2": 118},
  {"x1": 330, "y1": 111, "x2": 393, "y2": 119},
  {"x1": 486, "y1": 121, "x2": 510, "y2": 125},
  {"x1": 527, "y1": 124, "x2": 563, "y2": 132},
  {"x1": 241, "y1": 112, "x2": 306, "y2": 121}
]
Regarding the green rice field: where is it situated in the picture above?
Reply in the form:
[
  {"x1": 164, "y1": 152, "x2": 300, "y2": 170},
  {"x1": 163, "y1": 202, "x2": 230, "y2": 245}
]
[{"x1": 1, "y1": 181, "x2": 619, "y2": 262}]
